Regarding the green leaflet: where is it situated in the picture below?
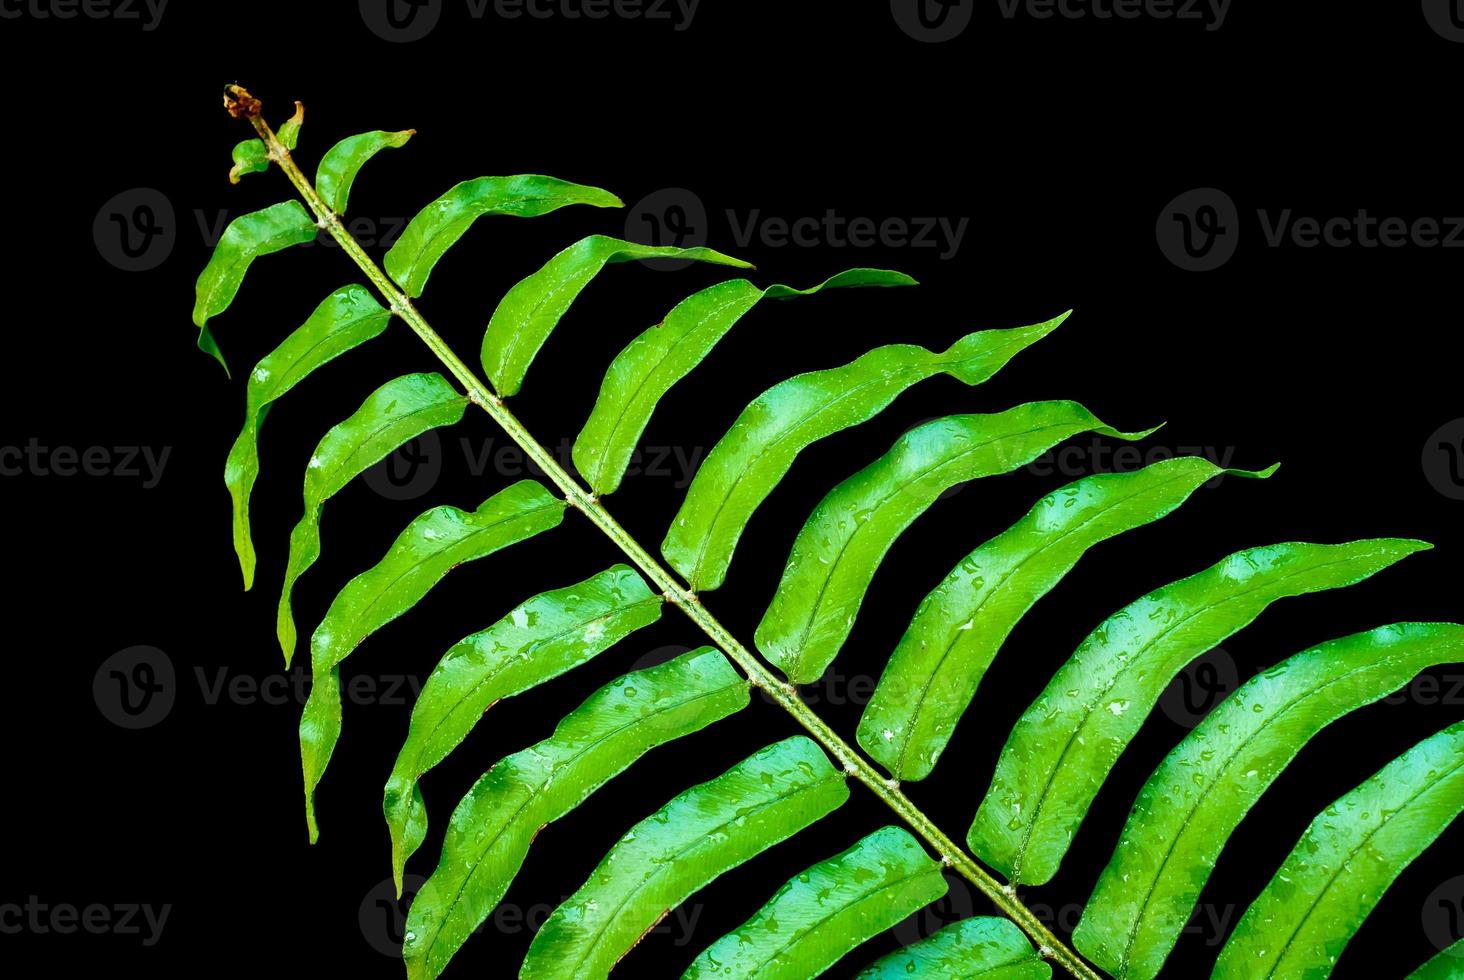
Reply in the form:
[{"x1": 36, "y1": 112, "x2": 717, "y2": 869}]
[
  {"x1": 300, "y1": 480, "x2": 565, "y2": 842},
  {"x1": 858, "y1": 457, "x2": 1278, "y2": 783},
  {"x1": 755, "y1": 402, "x2": 1159, "y2": 685},
  {"x1": 192, "y1": 200, "x2": 318, "y2": 375},
  {"x1": 480, "y1": 235, "x2": 756, "y2": 398},
  {"x1": 968, "y1": 538, "x2": 1431, "y2": 887},
  {"x1": 854, "y1": 917, "x2": 1052, "y2": 979},
  {"x1": 1075, "y1": 622, "x2": 1464, "y2": 980},
  {"x1": 403, "y1": 648, "x2": 749, "y2": 980},
  {"x1": 1215, "y1": 719, "x2": 1464, "y2": 979},
  {"x1": 275, "y1": 372, "x2": 468, "y2": 665},
  {"x1": 228, "y1": 101, "x2": 303, "y2": 183},
  {"x1": 682, "y1": 825, "x2": 947, "y2": 980},
  {"x1": 1412, "y1": 941, "x2": 1464, "y2": 979},
  {"x1": 316, "y1": 129, "x2": 416, "y2": 215},
  {"x1": 384, "y1": 565, "x2": 664, "y2": 894},
  {"x1": 662, "y1": 313, "x2": 1068, "y2": 592},
  {"x1": 521, "y1": 736, "x2": 850, "y2": 980},
  {"x1": 571, "y1": 269, "x2": 918, "y2": 495},
  {"x1": 223, "y1": 285, "x2": 393, "y2": 591},
  {"x1": 385, "y1": 176, "x2": 624, "y2": 298}
]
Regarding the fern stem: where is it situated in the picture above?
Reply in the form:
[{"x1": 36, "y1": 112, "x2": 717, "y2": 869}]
[{"x1": 229, "y1": 87, "x2": 1102, "y2": 980}]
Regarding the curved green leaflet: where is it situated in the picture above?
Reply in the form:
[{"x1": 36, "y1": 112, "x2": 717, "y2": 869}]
[
  {"x1": 480, "y1": 235, "x2": 756, "y2": 398},
  {"x1": 224, "y1": 285, "x2": 392, "y2": 590},
  {"x1": 385, "y1": 176, "x2": 624, "y2": 298},
  {"x1": 662, "y1": 313, "x2": 1069, "y2": 592},
  {"x1": 521, "y1": 736, "x2": 850, "y2": 980},
  {"x1": 682, "y1": 825, "x2": 947, "y2": 980},
  {"x1": 384, "y1": 565, "x2": 664, "y2": 893},
  {"x1": 858, "y1": 457, "x2": 1278, "y2": 783},
  {"x1": 228, "y1": 100, "x2": 303, "y2": 183},
  {"x1": 854, "y1": 917, "x2": 1051, "y2": 979},
  {"x1": 967, "y1": 537, "x2": 1431, "y2": 887},
  {"x1": 1074, "y1": 622, "x2": 1464, "y2": 980},
  {"x1": 1412, "y1": 941, "x2": 1464, "y2": 979},
  {"x1": 755, "y1": 402, "x2": 1159, "y2": 685},
  {"x1": 192, "y1": 200, "x2": 318, "y2": 375},
  {"x1": 315, "y1": 129, "x2": 415, "y2": 215},
  {"x1": 572, "y1": 269, "x2": 917, "y2": 496},
  {"x1": 1214, "y1": 719, "x2": 1464, "y2": 979},
  {"x1": 276, "y1": 372, "x2": 469, "y2": 665},
  {"x1": 301, "y1": 480, "x2": 565, "y2": 842},
  {"x1": 403, "y1": 648, "x2": 749, "y2": 980}
]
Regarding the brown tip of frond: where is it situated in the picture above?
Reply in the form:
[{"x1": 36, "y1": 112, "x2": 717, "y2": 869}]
[{"x1": 223, "y1": 84, "x2": 261, "y2": 120}]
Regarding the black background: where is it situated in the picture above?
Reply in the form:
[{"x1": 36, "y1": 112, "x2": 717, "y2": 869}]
[{"x1": 5, "y1": 1, "x2": 1464, "y2": 977}]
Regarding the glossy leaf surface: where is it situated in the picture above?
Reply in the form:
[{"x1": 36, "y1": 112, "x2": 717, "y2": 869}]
[
  {"x1": 316, "y1": 128, "x2": 415, "y2": 214},
  {"x1": 403, "y1": 648, "x2": 749, "y2": 980},
  {"x1": 662, "y1": 313, "x2": 1068, "y2": 591},
  {"x1": 968, "y1": 538, "x2": 1431, "y2": 886},
  {"x1": 854, "y1": 917, "x2": 1051, "y2": 979}
]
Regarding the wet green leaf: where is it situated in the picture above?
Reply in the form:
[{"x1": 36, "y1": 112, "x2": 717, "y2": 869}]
[
  {"x1": 854, "y1": 917, "x2": 1051, "y2": 979},
  {"x1": 276, "y1": 372, "x2": 468, "y2": 665},
  {"x1": 228, "y1": 102, "x2": 302, "y2": 183},
  {"x1": 1215, "y1": 719, "x2": 1464, "y2": 978},
  {"x1": 316, "y1": 129, "x2": 416, "y2": 215},
  {"x1": 385, "y1": 176, "x2": 623, "y2": 298},
  {"x1": 1411, "y1": 940, "x2": 1464, "y2": 979},
  {"x1": 968, "y1": 538, "x2": 1431, "y2": 886},
  {"x1": 662, "y1": 313, "x2": 1067, "y2": 592},
  {"x1": 858, "y1": 457, "x2": 1277, "y2": 782},
  {"x1": 224, "y1": 285, "x2": 392, "y2": 590},
  {"x1": 192, "y1": 201, "x2": 318, "y2": 375},
  {"x1": 1076, "y1": 622, "x2": 1464, "y2": 980},
  {"x1": 521, "y1": 736, "x2": 849, "y2": 980},
  {"x1": 403, "y1": 648, "x2": 749, "y2": 980},
  {"x1": 682, "y1": 825, "x2": 947, "y2": 980},
  {"x1": 572, "y1": 269, "x2": 917, "y2": 495},
  {"x1": 755, "y1": 402, "x2": 1159, "y2": 685},
  {"x1": 300, "y1": 480, "x2": 565, "y2": 842},
  {"x1": 384, "y1": 565, "x2": 664, "y2": 893}
]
